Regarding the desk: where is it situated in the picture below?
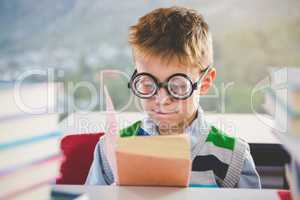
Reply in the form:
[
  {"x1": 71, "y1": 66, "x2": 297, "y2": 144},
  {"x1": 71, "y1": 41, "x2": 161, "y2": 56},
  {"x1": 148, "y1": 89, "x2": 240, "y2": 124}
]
[{"x1": 52, "y1": 185, "x2": 281, "y2": 200}]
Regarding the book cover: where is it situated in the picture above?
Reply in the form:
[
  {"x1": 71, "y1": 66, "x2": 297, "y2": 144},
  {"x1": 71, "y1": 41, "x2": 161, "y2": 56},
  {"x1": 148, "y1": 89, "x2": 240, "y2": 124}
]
[{"x1": 116, "y1": 135, "x2": 191, "y2": 187}]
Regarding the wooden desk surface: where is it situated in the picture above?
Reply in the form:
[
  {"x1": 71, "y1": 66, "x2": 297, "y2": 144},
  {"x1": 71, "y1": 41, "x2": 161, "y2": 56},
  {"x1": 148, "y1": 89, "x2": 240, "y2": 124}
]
[{"x1": 52, "y1": 185, "x2": 281, "y2": 200}]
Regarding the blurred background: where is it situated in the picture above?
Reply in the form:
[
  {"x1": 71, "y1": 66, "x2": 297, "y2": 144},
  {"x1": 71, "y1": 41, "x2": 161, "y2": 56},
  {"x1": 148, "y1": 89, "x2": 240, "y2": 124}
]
[
  {"x1": 1, "y1": 0, "x2": 299, "y2": 115},
  {"x1": 0, "y1": 0, "x2": 299, "y2": 199}
]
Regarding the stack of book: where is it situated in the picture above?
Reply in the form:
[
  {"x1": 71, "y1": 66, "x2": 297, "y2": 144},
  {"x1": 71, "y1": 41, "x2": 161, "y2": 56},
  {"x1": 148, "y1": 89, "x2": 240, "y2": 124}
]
[
  {"x1": 0, "y1": 83, "x2": 62, "y2": 200},
  {"x1": 264, "y1": 67, "x2": 300, "y2": 199}
]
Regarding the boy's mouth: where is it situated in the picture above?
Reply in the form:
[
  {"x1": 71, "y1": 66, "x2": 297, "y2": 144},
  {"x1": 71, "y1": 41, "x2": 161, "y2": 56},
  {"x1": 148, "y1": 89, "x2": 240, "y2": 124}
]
[{"x1": 152, "y1": 109, "x2": 178, "y2": 115}]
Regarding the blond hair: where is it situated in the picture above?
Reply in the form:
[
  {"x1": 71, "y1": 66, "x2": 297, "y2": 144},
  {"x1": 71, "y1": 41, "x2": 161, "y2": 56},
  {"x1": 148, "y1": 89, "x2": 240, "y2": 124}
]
[{"x1": 128, "y1": 6, "x2": 213, "y2": 69}]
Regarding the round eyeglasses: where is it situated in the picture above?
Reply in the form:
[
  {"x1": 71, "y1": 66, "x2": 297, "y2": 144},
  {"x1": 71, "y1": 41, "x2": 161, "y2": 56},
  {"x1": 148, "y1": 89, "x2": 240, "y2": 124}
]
[{"x1": 128, "y1": 66, "x2": 210, "y2": 100}]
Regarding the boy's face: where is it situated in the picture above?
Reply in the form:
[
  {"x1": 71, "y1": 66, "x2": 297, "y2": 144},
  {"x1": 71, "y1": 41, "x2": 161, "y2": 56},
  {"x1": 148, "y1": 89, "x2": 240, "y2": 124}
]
[{"x1": 134, "y1": 55, "x2": 215, "y2": 135}]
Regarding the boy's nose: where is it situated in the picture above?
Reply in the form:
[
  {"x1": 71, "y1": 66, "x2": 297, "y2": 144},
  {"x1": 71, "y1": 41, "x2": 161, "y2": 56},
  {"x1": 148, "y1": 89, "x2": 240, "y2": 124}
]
[{"x1": 154, "y1": 87, "x2": 172, "y2": 105}]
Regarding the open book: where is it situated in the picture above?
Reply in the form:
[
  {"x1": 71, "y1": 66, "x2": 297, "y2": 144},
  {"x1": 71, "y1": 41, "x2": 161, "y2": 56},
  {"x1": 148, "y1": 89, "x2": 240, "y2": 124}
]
[{"x1": 103, "y1": 87, "x2": 191, "y2": 187}]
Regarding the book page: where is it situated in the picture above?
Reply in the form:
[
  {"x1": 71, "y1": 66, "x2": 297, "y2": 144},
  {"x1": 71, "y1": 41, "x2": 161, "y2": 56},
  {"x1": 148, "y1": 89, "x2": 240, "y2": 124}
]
[{"x1": 103, "y1": 86, "x2": 118, "y2": 182}]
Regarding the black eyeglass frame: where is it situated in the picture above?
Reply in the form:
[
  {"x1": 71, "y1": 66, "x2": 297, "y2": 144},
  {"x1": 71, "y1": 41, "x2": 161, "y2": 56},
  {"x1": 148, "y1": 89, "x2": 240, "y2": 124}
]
[{"x1": 127, "y1": 66, "x2": 211, "y2": 100}]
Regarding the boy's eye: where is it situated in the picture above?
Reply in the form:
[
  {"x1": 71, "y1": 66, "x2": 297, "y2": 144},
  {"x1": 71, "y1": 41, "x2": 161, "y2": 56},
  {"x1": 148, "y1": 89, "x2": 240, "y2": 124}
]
[
  {"x1": 168, "y1": 77, "x2": 191, "y2": 95},
  {"x1": 135, "y1": 77, "x2": 156, "y2": 94},
  {"x1": 170, "y1": 83, "x2": 188, "y2": 93}
]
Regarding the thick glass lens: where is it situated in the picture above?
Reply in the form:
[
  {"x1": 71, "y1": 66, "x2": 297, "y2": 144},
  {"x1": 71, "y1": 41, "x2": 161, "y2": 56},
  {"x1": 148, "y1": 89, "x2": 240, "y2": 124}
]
[
  {"x1": 132, "y1": 75, "x2": 157, "y2": 97},
  {"x1": 168, "y1": 76, "x2": 192, "y2": 98}
]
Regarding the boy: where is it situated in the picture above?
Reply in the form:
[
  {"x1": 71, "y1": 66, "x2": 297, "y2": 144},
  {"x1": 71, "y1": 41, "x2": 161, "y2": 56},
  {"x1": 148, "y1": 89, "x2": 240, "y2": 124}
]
[{"x1": 86, "y1": 6, "x2": 261, "y2": 188}]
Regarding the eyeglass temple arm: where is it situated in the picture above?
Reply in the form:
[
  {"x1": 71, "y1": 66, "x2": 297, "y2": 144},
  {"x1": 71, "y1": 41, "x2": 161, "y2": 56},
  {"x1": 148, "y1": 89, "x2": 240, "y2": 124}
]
[
  {"x1": 192, "y1": 65, "x2": 211, "y2": 89},
  {"x1": 128, "y1": 69, "x2": 138, "y2": 88}
]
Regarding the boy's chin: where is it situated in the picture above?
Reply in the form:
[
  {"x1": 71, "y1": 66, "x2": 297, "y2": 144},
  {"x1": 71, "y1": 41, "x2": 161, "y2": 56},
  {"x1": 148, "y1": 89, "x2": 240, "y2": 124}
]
[
  {"x1": 154, "y1": 120, "x2": 186, "y2": 135},
  {"x1": 152, "y1": 118, "x2": 178, "y2": 127}
]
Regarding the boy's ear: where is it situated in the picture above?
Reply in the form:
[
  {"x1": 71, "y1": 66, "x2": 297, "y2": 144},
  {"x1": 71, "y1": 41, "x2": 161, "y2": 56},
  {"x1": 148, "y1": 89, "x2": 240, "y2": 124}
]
[{"x1": 199, "y1": 68, "x2": 216, "y2": 95}]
